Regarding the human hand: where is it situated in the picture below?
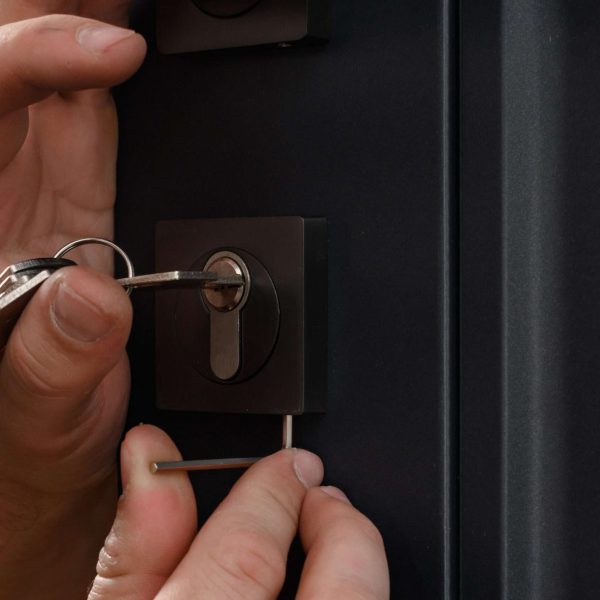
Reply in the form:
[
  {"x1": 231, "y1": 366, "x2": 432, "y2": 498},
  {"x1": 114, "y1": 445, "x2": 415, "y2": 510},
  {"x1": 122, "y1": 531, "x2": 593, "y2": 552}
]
[
  {"x1": 88, "y1": 425, "x2": 390, "y2": 600},
  {"x1": 0, "y1": 3, "x2": 146, "y2": 598}
]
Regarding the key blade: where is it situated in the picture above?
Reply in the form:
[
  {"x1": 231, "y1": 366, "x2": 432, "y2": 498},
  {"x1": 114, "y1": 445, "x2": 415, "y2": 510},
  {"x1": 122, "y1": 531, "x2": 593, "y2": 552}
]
[
  {"x1": 117, "y1": 271, "x2": 244, "y2": 290},
  {"x1": 0, "y1": 264, "x2": 17, "y2": 283},
  {"x1": 151, "y1": 457, "x2": 260, "y2": 473},
  {"x1": 0, "y1": 273, "x2": 21, "y2": 296},
  {"x1": 0, "y1": 270, "x2": 53, "y2": 350},
  {"x1": 204, "y1": 276, "x2": 246, "y2": 289}
]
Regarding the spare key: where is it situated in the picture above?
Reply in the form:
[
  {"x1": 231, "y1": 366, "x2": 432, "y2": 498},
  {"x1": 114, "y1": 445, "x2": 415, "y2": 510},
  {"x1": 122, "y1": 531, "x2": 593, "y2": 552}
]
[
  {"x1": 117, "y1": 271, "x2": 243, "y2": 290},
  {"x1": 0, "y1": 258, "x2": 76, "y2": 350}
]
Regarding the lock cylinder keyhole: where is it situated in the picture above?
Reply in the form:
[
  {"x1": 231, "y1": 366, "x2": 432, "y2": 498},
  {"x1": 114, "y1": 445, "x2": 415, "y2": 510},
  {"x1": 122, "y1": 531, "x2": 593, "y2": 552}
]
[
  {"x1": 202, "y1": 253, "x2": 249, "y2": 312},
  {"x1": 175, "y1": 247, "x2": 280, "y2": 387},
  {"x1": 201, "y1": 251, "x2": 251, "y2": 381}
]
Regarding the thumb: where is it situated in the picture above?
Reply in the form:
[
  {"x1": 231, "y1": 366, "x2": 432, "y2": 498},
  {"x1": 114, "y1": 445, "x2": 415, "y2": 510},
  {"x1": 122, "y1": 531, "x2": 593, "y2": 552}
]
[
  {"x1": 88, "y1": 425, "x2": 197, "y2": 600},
  {"x1": 0, "y1": 266, "x2": 132, "y2": 483}
]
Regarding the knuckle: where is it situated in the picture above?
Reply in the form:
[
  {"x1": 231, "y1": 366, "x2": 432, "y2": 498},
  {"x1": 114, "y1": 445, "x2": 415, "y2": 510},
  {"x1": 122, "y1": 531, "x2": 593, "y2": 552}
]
[
  {"x1": 88, "y1": 522, "x2": 141, "y2": 599},
  {"x1": 321, "y1": 583, "x2": 386, "y2": 600},
  {"x1": 315, "y1": 514, "x2": 388, "y2": 599},
  {"x1": 261, "y1": 483, "x2": 301, "y2": 531},
  {"x1": 354, "y1": 514, "x2": 386, "y2": 550},
  {"x1": 87, "y1": 574, "x2": 143, "y2": 600},
  {"x1": 9, "y1": 332, "x2": 81, "y2": 400},
  {"x1": 95, "y1": 528, "x2": 122, "y2": 578},
  {"x1": 206, "y1": 529, "x2": 286, "y2": 599},
  {"x1": 1, "y1": 17, "x2": 46, "y2": 50},
  {"x1": 0, "y1": 15, "x2": 72, "y2": 54},
  {"x1": 333, "y1": 512, "x2": 385, "y2": 551},
  {"x1": 25, "y1": 13, "x2": 79, "y2": 36},
  {"x1": 307, "y1": 493, "x2": 385, "y2": 554},
  {"x1": 7, "y1": 330, "x2": 62, "y2": 399}
]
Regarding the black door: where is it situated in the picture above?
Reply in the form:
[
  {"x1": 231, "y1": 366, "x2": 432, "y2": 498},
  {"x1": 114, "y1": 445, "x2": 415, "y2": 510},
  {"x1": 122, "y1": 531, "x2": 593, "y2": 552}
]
[
  {"x1": 117, "y1": 1, "x2": 455, "y2": 598},
  {"x1": 461, "y1": 1, "x2": 600, "y2": 598}
]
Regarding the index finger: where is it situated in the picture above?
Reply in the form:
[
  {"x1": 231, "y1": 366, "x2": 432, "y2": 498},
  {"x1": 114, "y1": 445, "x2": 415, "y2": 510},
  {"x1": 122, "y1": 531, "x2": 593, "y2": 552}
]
[{"x1": 155, "y1": 449, "x2": 324, "y2": 600}]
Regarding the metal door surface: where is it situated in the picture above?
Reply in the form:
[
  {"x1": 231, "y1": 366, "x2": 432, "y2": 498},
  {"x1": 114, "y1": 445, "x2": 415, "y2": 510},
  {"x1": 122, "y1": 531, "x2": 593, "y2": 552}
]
[
  {"x1": 115, "y1": 2, "x2": 600, "y2": 598},
  {"x1": 461, "y1": 1, "x2": 600, "y2": 598},
  {"x1": 116, "y1": 1, "x2": 456, "y2": 598}
]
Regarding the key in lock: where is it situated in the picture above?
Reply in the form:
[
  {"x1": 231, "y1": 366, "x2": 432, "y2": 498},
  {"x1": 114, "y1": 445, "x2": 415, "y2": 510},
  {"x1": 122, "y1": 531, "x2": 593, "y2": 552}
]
[
  {"x1": 157, "y1": 217, "x2": 325, "y2": 414},
  {"x1": 201, "y1": 250, "x2": 279, "y2": 383},
  {"x1": 201, "y1": 251, "x2": 251, "y2": 380}
]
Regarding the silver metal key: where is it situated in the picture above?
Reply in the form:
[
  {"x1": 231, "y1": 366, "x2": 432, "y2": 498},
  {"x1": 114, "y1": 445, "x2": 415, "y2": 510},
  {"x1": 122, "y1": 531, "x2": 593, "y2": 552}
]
[
  {"x1": 0, "y1": 262, "x2": 241, "y2": 353},
  {"x1": 117, "y1": 271, "x2": 244, "y2": 291},
  {"x1": 0, "y1": 258, "x2": 76, "y2": 350},
  {"x1": 53, "y1": 238, "x2": 245, "y2": 292},
  {"x1": 0, "y1": 237, "x2": 244, "y2": 351}
]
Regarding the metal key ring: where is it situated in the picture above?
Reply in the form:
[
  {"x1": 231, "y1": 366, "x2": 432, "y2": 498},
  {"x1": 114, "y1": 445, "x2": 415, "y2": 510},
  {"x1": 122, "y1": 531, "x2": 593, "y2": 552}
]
[{"x1": 54, "y1": 238, "x2": 135, "y2": 295}]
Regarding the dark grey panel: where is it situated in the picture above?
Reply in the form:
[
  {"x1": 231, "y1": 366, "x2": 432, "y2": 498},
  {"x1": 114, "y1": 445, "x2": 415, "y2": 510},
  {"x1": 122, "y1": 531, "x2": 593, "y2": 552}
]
[
  {"x1": 462, "y1": 1, "x2": 600, "y2": 598},
  {"x1": 116, "y1": 1, "x2": 457, "y2": 597}
]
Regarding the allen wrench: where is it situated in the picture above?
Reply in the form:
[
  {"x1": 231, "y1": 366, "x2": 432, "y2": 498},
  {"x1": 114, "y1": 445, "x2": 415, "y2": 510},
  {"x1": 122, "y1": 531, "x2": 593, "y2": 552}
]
[{"x1": 151, "y1": 415, "x2": 294, "y2": 473}]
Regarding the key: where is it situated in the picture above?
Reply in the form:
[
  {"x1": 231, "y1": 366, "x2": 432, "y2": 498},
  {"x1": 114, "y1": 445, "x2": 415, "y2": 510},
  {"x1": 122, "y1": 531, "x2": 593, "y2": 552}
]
[
  {"x1": 53, "y1": 237, "x2": 244, "y2": 292},
  {"x1": 117, "y1": 271, "x2": 244, "y2": 291},
  {"x1": 0, "y1": 237, "x2": 245, "y2": 352},
  {"x1": 0, "y1": 259, "x2": 242, "y2": 353},
  {"x1": 0, "y1": 258, "x2": 76, "y2": 350}
]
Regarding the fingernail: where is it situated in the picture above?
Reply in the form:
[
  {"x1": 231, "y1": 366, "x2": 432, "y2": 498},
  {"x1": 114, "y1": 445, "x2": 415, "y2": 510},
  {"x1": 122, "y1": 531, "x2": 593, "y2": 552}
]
[
  {"x1": 321, "y1": 486, "x2": 352, "y2": 504},
  {"x1": 293, "y1": 449, "x2": 324, "y2": 488},
  {"x1": 77, "y1": 24, "x2": 136, "y2": 54},
  {"x1": 122, "y1": 435, "x2": 185, "y2": 492},
  {"x1": 52, "y1": 280, "x2": 113, "y2": 342}
]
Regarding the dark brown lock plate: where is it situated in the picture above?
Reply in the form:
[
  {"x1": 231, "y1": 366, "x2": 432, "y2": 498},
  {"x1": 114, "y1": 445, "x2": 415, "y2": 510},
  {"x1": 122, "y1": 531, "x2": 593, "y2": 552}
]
[{"x1": 155, "y1": 217, "x2": 327, "y2": 415}]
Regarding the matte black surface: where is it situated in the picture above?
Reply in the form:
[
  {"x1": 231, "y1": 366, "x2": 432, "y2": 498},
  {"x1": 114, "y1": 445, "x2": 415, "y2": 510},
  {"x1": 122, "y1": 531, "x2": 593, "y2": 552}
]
[
  {"x1": 155, "y1": 217, "x2": 326, "y2": 414},
  {"x1": 117, "y1": 1, "x2": 457, "y2": 597},
  {"x1": 462, "y1": 1, "x2": 600, "y2": 598}
]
